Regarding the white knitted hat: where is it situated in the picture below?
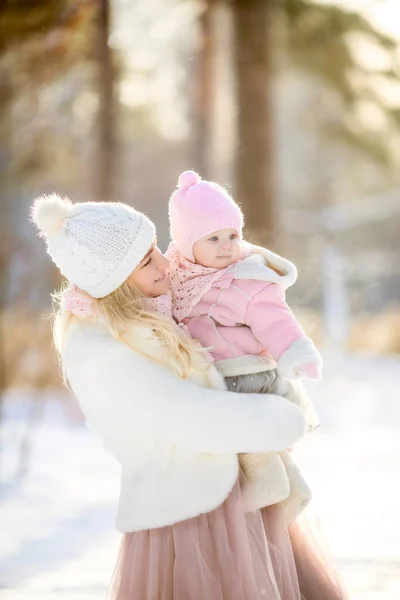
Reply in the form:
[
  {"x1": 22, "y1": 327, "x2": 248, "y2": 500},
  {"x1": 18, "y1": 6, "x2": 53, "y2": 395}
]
[{"x1": 31, "y1": 194, "x2": 155, "y2": 298}]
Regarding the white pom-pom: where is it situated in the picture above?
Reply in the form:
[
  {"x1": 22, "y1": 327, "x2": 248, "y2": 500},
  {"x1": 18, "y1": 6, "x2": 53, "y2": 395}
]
[{"x1": 31, "y1": 193, "x2": 72, "y2": 238}]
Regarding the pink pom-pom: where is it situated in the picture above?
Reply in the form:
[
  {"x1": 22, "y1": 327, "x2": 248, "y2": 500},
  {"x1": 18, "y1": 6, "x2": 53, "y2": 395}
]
[{"x1": 178, "y1": 170, "x2": 200, "y2": 191}]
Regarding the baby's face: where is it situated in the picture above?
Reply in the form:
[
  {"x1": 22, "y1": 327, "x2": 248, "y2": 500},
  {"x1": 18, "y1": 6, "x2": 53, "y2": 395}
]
[{"x1": 193, "y1": 228, "x2": 241, "y2": 269}]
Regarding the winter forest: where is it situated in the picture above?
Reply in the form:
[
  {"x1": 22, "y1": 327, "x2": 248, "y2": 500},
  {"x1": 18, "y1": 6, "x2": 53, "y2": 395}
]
[{"x1": 0, "y1": 0, "x2": 399, "y2": 598}]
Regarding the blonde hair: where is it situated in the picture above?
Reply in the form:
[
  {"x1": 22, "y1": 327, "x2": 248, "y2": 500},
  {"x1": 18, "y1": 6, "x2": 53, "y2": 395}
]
[{"x1": 53, "y1": 278, "x2": 211, "y2": 382}]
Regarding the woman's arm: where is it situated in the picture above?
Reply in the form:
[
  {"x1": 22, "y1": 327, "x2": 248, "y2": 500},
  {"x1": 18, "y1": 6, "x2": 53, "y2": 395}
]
[{"x1": 76, "y1": 335, "x2": 306, "y2": 456}]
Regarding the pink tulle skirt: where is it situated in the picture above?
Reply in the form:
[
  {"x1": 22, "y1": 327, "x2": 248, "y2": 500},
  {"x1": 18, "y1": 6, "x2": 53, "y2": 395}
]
[{"x1": 108, "y1": 477, "x2": 347, "y2": 600}]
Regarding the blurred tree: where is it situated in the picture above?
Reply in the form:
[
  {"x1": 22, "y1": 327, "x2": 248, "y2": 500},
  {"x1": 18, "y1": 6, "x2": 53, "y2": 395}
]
[
  {"x1": 0, "y1": 0, "x2": 94, "y2": 201},
  {"x1": 94, "y1": 0, "x2": 116, "y2": 201},
  {"x1": 283, "y1": 0, "x2": 399, "y2": 163},
  {"x1": 232, "y1": 0, "x2": 275, "y2": 246},
  {"x1": 0, "y1": 0, "x2": 118, "y2": 201},
  {"x1": 0, "y1": 0, "x2": 67, "y2": 50},
  {"x1": 192, "y1": 0, "x2": 216, "y2": 177},
  {"x1": 0, "y1": 0, "x2": 94, "y2": 292},
  {"x1": 0, "y1": 0, "x2": 93, "y2": 477},
  {"x1": 196, "y1": 0, "x2": 400, "y2": 246}
]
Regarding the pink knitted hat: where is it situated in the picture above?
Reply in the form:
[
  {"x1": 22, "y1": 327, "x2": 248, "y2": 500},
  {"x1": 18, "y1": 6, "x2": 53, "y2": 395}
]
[{"x1": 169, "y1": 170, "x2": 243, "y2": 260}]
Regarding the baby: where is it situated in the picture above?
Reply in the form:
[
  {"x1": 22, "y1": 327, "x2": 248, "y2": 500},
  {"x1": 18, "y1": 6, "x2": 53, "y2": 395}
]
[{"x1": 167, "y1": 170, "x2": 322, "y2": 523}]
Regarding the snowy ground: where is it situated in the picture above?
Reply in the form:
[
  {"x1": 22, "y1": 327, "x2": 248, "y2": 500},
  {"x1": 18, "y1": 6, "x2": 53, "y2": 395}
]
[{"x1": 0, "y1": 352, "x2": 399, "y2": 599}]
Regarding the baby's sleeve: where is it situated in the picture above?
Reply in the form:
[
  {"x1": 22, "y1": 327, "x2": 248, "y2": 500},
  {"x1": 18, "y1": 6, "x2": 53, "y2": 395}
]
[{"x1": 244, "y1": 283, "x2": 307, "y2": 361}]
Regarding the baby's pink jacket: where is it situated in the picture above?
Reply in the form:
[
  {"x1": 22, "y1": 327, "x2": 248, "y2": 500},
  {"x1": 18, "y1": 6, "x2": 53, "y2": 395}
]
[{"x1": 182, "y1": 247, "x2": 322, "y2": 379}]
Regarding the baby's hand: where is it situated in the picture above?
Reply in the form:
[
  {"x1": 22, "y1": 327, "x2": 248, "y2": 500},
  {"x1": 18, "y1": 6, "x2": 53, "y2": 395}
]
[
  {"x1": 278, "y1": 338, "x2": 322, "y2": 381},
  {"x1": 294, "y1": 362, "x2": 321, "y2": 380}
]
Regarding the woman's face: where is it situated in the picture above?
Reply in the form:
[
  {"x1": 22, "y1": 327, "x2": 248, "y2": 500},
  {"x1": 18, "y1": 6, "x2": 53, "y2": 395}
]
[{"x1": 128, "y1": 241, "x2": 170, "y2": 297}]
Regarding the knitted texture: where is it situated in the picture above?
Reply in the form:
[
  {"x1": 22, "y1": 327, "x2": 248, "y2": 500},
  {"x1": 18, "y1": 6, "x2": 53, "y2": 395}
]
[
  {"x1": 169, "y1": 171, "x2": 244, "y2": 260},
  {"x1": 61, "y1": 285, "x2": 97, "y2": 317},
  {"x1": 144, "y1": 293, "x2": 173, "y2": 317},
  {"x1": 166, "y1": 242, "x2": 251, "y2": 323},
  {"x1": 31, "y1": 196, "x2": 155, "y2": 298}
]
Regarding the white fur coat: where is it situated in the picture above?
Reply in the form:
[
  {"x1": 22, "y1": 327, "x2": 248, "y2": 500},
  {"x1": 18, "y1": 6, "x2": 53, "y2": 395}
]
[{"x1": 63, "y1": 319, "x2": 306, "y2": 533}]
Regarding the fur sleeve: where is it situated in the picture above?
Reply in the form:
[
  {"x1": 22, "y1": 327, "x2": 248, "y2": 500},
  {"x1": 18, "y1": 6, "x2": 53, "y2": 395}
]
[
  {"x1": 240, "y1": 242, "x2": 297, "y2": 289},
  {"x1": 68, "y1": 334, "x2": 306, "y2": 457}
]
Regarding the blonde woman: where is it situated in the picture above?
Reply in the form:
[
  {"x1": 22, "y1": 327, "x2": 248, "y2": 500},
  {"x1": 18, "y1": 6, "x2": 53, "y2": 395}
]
[{"x1": 31, "y1": 194, "x2": 347, "y2": 600}]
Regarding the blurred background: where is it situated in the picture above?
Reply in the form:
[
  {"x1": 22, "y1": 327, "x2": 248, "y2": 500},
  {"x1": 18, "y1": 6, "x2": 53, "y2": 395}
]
[{"x1": 0, "y1": 0, "x2": 399, "y2": 598}]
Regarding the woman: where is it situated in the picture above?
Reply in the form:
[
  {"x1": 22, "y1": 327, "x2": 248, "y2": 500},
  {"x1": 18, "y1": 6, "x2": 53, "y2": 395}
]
[{"x1": 31, "y1": 193, "x2": 347, "y2": 599}]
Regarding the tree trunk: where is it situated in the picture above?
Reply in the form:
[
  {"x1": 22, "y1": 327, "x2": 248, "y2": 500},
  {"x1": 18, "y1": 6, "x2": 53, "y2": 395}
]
[
  {"x1": 95, "y1": 0, "x2": 115, "y2": 201},
  {"x1": 232, "y1": 0, "x2": 276, "y2": 247},
  {"x1": 0, "y1": 66, "x2": 13, "y2": 479},
  {"x1": 192, "y1": 0, "x2": 216, "y2": 177}
]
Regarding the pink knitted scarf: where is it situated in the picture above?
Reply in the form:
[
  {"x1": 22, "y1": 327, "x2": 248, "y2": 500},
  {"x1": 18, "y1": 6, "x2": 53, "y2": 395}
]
[
  {"x1": 166, "y1": 242, "x2": 251, "y2": 323},
  {"x1": 144, "y1": 292, "x2": 173, "y2": 317}
]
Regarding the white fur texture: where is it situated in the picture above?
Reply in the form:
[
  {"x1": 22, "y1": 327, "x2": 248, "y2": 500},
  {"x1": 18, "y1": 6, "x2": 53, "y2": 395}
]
[
  {"x1": 217, "y1": 355, "x2": 276, "y2": 377},
  {"x1": 240, "y1": 452, "x2": 290, "y2": 512},
  {"x1": 239, "y1": 243, "x2": 298, "y2": 289},
  {"x1": 63, "y1": 320, "x2": 307, "y2": 532},
  {"x1": 280, "y1": 450, "x2": 312, "y2": 525},
  {"x1": 31, "y1": 193, "x2": 72, "y2": 238},
  {"x1": 278, "y1": 338, "x2": 322, "y2": 379}
]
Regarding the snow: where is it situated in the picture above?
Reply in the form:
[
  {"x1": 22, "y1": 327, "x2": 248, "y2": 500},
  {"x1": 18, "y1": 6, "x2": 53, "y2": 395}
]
[{"x1": 1, "y1": 352, "x2": 399, "y2": 599}]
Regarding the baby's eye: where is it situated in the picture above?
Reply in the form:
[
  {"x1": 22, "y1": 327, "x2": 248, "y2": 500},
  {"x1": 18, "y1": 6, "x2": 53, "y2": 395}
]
[
  {"x1": 209, "y1": 236, "x2": 218, "y2": 242},
  {"x1": 229, "y1": 233, "x2": 238, "y2": 240},
  {"x1": 143, "y1": 257, "x2": 152, "y2": 267}
]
